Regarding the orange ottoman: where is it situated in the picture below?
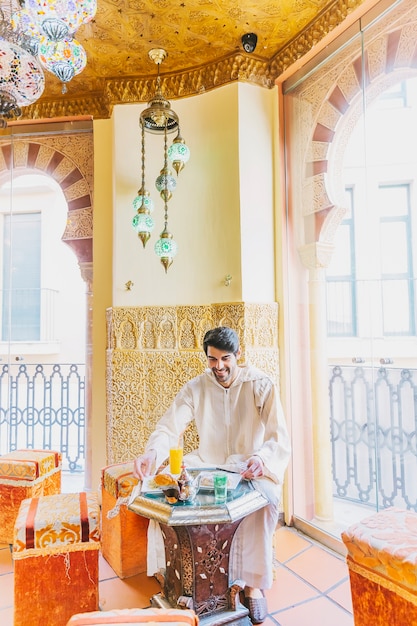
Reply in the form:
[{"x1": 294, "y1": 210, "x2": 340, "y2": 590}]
[
  {"x1": 101, "y1": 461, "x2": 148, "y2": 578},
  {"x1": 13, "y1": 491, "x2": 101, "y2": 626},
  {"x1": 0, "y1": 448, "x2": 61, "y2": 544},
  {"x1": 341, "y1": 507, "x2": 417, "y2": 625},
  {"x1": 66, "y1": 607, "x2": 198, "y2": 625}
]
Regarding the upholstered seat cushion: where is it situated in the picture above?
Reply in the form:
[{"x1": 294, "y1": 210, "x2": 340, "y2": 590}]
[
  {"x1": 102, "y1": 461, "x2": 139, "y2": 499},
  {"x1": 0, "y1": 448, "x2": 61, "y2": 544},
  {"x1": 13, "y1": 491, "x2": 100, "y2": 557},
  {"x1": 342, "y1": 507, "x2": 417, "y2": 594},
  {"x1": 342, "y1": 507, "x2": 417, "y2": 625},
  {"x1": 0, "y1": 449, "x2": 61, "y2": 482},
  {"x1": 66, "y1": 607, "x2": 198, "y2": 625},
  {"x1": 13, "y1": 491, "x2": 101, "y2": 626},
  {"x1": 101, "y1": 462, "x2": 148, "y2": 579}
]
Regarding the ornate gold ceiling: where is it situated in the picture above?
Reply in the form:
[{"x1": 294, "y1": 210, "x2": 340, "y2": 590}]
[{"x1": 21, "y1": 0, "x2": 368, "y2": 120}]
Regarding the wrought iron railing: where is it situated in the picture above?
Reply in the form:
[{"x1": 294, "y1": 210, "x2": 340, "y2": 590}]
[
  {"x1": 330, "y1": 364, "x2": 417, "y2": 512},
  {"x1": 0, "y1": 363, "x2": 85, "y2": 472},
  {"x1": 1, "y1": 360, "x2": 416, "y2": 512}
]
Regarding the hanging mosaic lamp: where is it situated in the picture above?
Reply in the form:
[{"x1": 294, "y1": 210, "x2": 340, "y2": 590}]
[
  {"x1": 25, "y1": 0, "x2": 97, "y2": 41},
  {"x1": 133, "y1": 188, "x2": 154, "y2": 214},
  {"x1": 154, "y1": 122, "x2": 178, "y2": 272},
  {"x1": 135, "y1": 48, "x2": 190, "y2": 270},
  {"x1": 0, "y1": 42, "x2": 44, "y2": 123},
  {"x1": 155, "y1": 167, "x2": 176, "y2": 202},
  {"x1": 168, "y1": 130, "x2": 190, "y2": 175},
  {"x1": 154, "y1": 227, "x2": 178, "y2": 273},
  {"x1": 0, "y1": 5, "x2": 44, "y2": 124},
  {"x1": 132, "y1": 121, "x2": 155, "y2": 247},
  {"x1": 132, "y1": 187, "x2": 155, "y2": 247},
  {"x1": 11, "y1": 8, "x2": 41, "y2": 55},
  {"x1": 38, "y1": 35, "x2": 87, "y2": 92}
]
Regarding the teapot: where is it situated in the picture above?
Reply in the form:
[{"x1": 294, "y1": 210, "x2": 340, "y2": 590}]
[{"x1": 177, "y1": 464, "x2": 200, "y2": 502}]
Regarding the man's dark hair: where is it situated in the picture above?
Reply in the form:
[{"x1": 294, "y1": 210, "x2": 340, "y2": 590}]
[{"x1": 203, "y1": 327, "x2": 240, "y2": 355}]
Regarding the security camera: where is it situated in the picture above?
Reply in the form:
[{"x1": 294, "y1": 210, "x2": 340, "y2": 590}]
[{"x1": 242, "y1": 33, "x2": 258, "y2": 54}]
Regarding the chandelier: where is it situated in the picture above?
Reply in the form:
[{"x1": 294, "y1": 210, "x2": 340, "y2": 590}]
[
  {"x1": 24, "y1": 0, "x2": 97, "y2": 41},
  {"x1": 132, "y1": 48, "x2": 190, "y2": 273},
  {"x1": 0, "y1": 2, "x2": 45, "y2": 126},
  {"x1": 0, "y1": 0, "x2": 96, "y2": 126}
]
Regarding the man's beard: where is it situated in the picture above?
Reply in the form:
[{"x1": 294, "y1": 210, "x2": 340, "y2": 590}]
[{"x1": 212, "y1": 367, "x2": 231, "y2": 384}]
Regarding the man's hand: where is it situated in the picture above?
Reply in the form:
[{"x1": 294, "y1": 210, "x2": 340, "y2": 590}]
[
  {"x1": 241, "y1": 455, "x2": 264, "y2": 480},
  {"x1": 133, "y1": 450, "x2": 157, "y2": 480}
]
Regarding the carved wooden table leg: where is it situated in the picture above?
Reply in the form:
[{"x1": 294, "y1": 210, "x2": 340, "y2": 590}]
[{"x1": 153, "y1": 520, "x2": 250, "y2": 626}]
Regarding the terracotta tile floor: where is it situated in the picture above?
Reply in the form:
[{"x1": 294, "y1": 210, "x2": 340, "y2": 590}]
[{"x1": 0, "y1": 525, "x2": 353, "y2": 626}]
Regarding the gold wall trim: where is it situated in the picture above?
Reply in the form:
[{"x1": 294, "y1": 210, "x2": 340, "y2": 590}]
[
  {"x1": 270, "y1": 0, "x2": 369, "y2": 78},
  {"x1": 106, "y1": 302, "x2": 279, "y2": 464}
]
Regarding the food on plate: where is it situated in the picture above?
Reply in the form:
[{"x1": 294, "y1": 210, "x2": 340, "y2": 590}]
[
  {"x1": 161, "y1": 484, "x2": 180, "y2": 504},
  {"x1": 152, "y1": 473, "x2": 177, "y2": 487}
]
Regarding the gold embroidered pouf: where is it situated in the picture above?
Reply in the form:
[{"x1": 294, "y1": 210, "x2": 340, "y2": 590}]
[
  {"x1": 66, "y1": 607, "x2": 199, "y2": 625},
  {"x1": 101, "y1": 461, "x2": 148, "y2": 578},
  {"x1": 13, "y1": 491, "x2": 101, "y2": 626},
  {"x1": 0, "y1": 449, "x2": 61, "y2": 544},
  {"x1": 341, "y1": 507, "x2": 417, "y2": 625}
]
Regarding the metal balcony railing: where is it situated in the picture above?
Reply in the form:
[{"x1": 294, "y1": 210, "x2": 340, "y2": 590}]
[
  {"x1": 330, "y1": 364, "x2": 417, "y2": 512},
  {"x1": 1, "y1": 361, "x2": 416, "y2": 514},
  {"x1": 0, "y1": 363, "x2": 85, "y2": 472}
]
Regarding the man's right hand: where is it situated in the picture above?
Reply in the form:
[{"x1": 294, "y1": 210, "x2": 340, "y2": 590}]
[{"x1": 133, "y1": 449, "x2": 157, "y2": 480}]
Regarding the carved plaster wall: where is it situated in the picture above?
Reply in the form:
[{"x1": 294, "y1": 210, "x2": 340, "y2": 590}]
[{"x1": 106, "y1": 302, "x2": 279, "y2": 464}]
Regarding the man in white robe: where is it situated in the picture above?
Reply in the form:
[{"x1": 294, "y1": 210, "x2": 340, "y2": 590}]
[{"x1": 133, "y1": 326, "x2": 291, "y2": 623}]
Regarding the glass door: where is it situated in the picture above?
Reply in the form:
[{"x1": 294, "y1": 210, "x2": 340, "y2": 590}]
[{"x1": 281, "y1": 0, "x2": 417, "y2": 545}]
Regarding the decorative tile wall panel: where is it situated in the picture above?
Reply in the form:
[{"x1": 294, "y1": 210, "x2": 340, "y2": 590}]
[{"x1": 106, "y1": 303, "x2": 279, "y2": 463}]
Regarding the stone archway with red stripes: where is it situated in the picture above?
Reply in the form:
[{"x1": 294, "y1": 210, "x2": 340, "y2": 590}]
[
  {"x1": 0, "y1": 129, "x2": 93, "y2": 276},
  {"x1": 300, "y1": 0, "x2": 417, "y2": 252}
]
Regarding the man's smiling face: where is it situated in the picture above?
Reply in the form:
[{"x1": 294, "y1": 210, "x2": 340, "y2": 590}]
[{"x1": 206, "y1": 345, "x2": 241, "y2": 388}]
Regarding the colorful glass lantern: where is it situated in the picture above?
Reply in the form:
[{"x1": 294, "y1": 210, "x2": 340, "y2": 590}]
[
  {"x1": 11, "y1": 8, "x2": 41, "y2": 55},
  {"x1": 168, "y1": 132, "x2": 190, "y2": 175},
  {"x1": 154, "y1": 228, "x2": 178, "y2": 273},
  {"x1": 38, "y1": 36, "x2": 87, "y2": 91},
  {"x1": 132, "y1": 210, "x2": 155, "y2": 247},
  {"x1": 133, "y1": 188, "x2": 154, "y2": 214},
  {"x1": 0, "y1": 38, "x2": 45, "y2": 121},
  {"x1": 155, "y1": 168, "x2": 176, "y2": 202},
  {"x1": 25, "y1": 0, "x2": 97, "y2": 41}
]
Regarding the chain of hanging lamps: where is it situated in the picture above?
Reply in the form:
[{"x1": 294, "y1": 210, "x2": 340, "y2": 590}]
[
  {"x1": 132, "y1": 48, "x2": 190, "y2": 273},
  {"x1": 0, "y1": 0, "x2": 96, "y2": 126}
]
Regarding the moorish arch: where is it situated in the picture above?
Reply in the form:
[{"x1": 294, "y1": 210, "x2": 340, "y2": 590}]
[
  {"x1": 298, "y1": 0, "x2": 417, "y2": 262},
  {"x1": 0, "y1": 128, "x2": 93, "y2": 283}
]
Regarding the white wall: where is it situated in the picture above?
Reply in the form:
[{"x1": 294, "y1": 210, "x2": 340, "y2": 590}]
[
  {"x1": 0, "y1": 175, "x2": 86, "y2": 364},
  {"x1": 238, "y1": 83, "x2": 277, "y2": 303}
]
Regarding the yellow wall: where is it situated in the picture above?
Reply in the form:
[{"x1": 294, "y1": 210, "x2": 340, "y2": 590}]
[
  {"x1": 91, "y1": 82, "x2": 279, "y2": 482},
  {"x1": 90, "y1": 118, "x2": 113, "y2": 489},
  {"x1": 111, "y1": 82, "x2": 277, "y2": 306}
]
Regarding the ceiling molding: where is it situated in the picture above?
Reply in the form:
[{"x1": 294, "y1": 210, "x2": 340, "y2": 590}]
[{"x1": 18, "y1": 0, "x2": 369, "y2": 121}]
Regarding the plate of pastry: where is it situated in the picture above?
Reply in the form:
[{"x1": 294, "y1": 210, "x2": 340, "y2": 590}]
[{"x1": 141, "y1": 473, "x2": 178, "y2": 494}]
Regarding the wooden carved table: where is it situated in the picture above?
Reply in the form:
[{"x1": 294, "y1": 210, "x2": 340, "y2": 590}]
[{"x1": 128, "y1": 471, "x2": 268, "y2": 626}]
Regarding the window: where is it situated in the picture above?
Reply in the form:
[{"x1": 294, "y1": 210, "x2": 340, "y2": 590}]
[
  {"x1": 378, "y1": 183, "x2": 415, "y2": 335},
  {"x1": 326, "y1": 187, "x2": 357, "y2": 336},
  {"x1": 2, "y1": 213, "x2": 41, "y2": 341}
]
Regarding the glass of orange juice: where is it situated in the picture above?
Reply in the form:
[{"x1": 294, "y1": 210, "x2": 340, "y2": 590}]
[{"x1": 169, "y1": 446, "x2": 183, "y2": 475}]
